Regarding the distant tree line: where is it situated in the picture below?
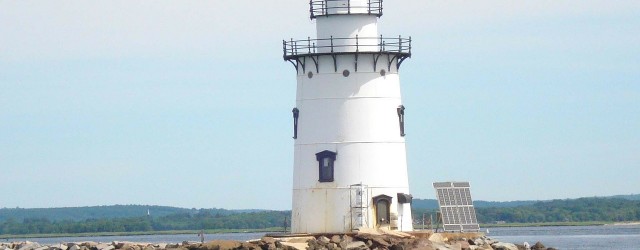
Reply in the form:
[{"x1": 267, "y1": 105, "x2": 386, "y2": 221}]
[
  {"x1": 475, "y1": 198, "x2": 640, "y2": 223},
  {"x1": 412, "y1": 197, "x2": 640, "y2": 224},
  {"x1": 2, "y1": 196, "x2": 640, "y2": 235},
  {"x1": 0, "y1": 210, "x2": 290, "y2": 235}
]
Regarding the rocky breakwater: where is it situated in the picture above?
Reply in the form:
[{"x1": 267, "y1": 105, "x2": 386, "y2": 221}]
[{"x1": 0, "y1": 230, "x2": 555, "y2": 250}]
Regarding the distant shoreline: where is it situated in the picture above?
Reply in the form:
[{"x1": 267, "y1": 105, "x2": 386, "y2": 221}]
[{"x1": 606, "y1": 222, "x2": 640, "y2": 226}]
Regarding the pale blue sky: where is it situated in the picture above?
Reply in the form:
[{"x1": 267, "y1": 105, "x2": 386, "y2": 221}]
[{"x1": 1, "y1": 1, "x2": 638, "y2": 210}]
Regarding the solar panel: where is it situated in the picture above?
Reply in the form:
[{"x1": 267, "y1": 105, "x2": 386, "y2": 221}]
[{"x1": 433, "y1": 181, "x2": 480, "y2": 232}]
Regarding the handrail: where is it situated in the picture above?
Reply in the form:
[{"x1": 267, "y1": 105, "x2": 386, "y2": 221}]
[
  {"x1": 310, "y1": 0, "x2": 383, "y2": 19},
  {"x1": 283, "y1": 36, "x2": 411, "y2": 59}
]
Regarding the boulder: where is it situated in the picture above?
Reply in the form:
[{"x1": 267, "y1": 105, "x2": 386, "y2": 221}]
[
  {"x1": 306, "y1": 239, "x2": 319, "y2": 250},
  {"x1": 193, "y1": 240, "x2": 251, "y2": 250},
  {"x1": 428, "y1": 234, "x2": 446, "y2": 244},
  {"x1": 456, "y1": 240, "x2": 470, "y2": 250},
  {"x1": 330, "y1": 236, "x2": 341, "y2": 244},
  {"x1": 491, "y1": 242, "x2": 518, "y2": 250},
  {"x1": 344, "y1": 241, "x2": 367, "y2": 250},
  {"x1": 317, "y1": 236, "x2": 330, "y2": 245},
  {"x1": 55, "y1": 244, "x2": 69, "y2": 250},
  {"x1": 531, "y1": 242, "x2": 545, "y2": 250},
  {"x1": 259, "y1": 238, "x2": 275, "y2": 245},
  {"x1": 408, "y1": 238, "x2": 433, "y2": 250},
  {"x1": 430, "y1": 242, "x2": 457, "y2": 250},
  {"x1": 468, "y1": 245, "x2": 492, "y2": 250},
  {"x1": 18, "y1": 242, "x2": 41, "y2": 250},
  {"x1": 278, "y1": 242, "x2": 307, "y2": 250},
  {"x1": 96, "y1": 244, "x2": 113, "y2": 250},
  {"x1": 118, "y1": 243, "x2": 140, "y2": 250},
  {"x1": 326, "y1": 243, "x2": 337, "y2": 250}
]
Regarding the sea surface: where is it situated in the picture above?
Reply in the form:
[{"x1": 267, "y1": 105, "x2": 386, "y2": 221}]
[
  {"x1": 488, "y1": 224, "x2": 640, "y2": 250},
  {"x1": 5, "y1": 224, "x2": 640, "y2": 250}
]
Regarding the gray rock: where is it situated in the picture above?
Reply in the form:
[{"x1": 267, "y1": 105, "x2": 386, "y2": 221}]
[
  {"x1": 96, "y1": 244, "x2": 113, "y2": 250},
  {"x1": 318, "y1": 236, "x2": 331, "y2": 245},
  {"x1": 431, "y1": 242, "x2": 454, "y2": 250},
  {"x1": 55, "y1": 244, "x2": 68, "y2": 250},
  {"x1": 408, "y1": 238, "x2": 433, "y2": 250},
  {"x1": 330, "y1": 235, "x2": 341, "y2": 244},
  {"x1": 531, "y1": 242, "x2": 546, "y2": 250},
  {"x1": 342, "y1": 235, "x2": 353, "y2": 244},
  {"x1": 327, "y1": 243, "x2": 337, "y2": 250},
  {"x1": 345, "y1": 241, "x2": 367, "y2": 250},
  {"x1": 18, "y1": 242, "x2": 41, "y2": 250},
  {"x1": 491, "y1": 242, "x2": 518, "y2": 250}
]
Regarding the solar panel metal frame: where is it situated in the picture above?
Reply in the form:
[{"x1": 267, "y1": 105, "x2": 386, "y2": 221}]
[{"x1": 433, "y1": 181, "x2": 480, "y2": 232}]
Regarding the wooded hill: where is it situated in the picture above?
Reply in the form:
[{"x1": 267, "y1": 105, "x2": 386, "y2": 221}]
[{"x1": 1, "y1": 194, "x2": 639, "y2": 235}]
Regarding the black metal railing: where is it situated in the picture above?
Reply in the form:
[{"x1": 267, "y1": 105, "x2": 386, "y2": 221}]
[
  {"x1": 283, "y1": 35, "x2": 411, "y2": 59},
  {"x1": 310, "y1": 0, "x2": 383, "y2": 19}
]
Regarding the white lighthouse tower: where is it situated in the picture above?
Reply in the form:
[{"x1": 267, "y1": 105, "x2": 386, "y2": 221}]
[{"x1": 283, "y1": 0, "x2": 413, "y2": 234}]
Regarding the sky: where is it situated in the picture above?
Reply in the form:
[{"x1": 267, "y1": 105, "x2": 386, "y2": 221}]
[{"x1": 1, "y1": 1, "x2": 638, "y2": 210}]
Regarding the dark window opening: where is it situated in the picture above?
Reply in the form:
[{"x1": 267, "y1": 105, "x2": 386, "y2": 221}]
[
  {"x1": 315, "y1": 150, "x2": 336, "y2": 182},
  {"x1": 292, "y1": 108, "x2": 299, "y2": 139},
  {"x1": 397, "y1": 105, "x2": 405, "y2": 137},
  {"x1": 373, "y1": 195, "x2": 392, "y2": 226}
]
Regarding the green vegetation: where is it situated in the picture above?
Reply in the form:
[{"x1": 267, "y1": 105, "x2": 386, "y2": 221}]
[
  {"x1": 0, "y1": 210, "x2": 290, "y2": 236},
  {"x1": 0, "y1": 205, "x2": 237, "y2": 223},
  {"x1": 413, "y1": 197, "x2": 640, "y2": 224},
  {"x1": 1, "y1": 195, "x2": 639, "y2": 236}
]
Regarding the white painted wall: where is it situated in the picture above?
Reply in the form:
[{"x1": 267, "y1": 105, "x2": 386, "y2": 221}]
[{"x1": 290, "y1": 1, "x2": 413, "y2": 234}]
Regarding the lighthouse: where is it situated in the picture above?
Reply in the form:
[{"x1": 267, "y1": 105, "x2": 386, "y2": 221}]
[{"x1": 283, "y1": 0, "x2": 413, "y2": 234}]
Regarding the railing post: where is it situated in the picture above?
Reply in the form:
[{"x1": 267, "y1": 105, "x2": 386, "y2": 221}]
[
  {"x1": 348, "y1": 0, "x2": 351, "y2": 14},
  {"x1": 309, "y1": 0, "x2": 313, "y2": 19},
  {"x1": 308, "y1": 37, "x2": 312, "y2": 54},
  {"x1": 291, "y1": 38, "x2": 295, "y2": 55},
  {"x1": 398, "y1": 35, "x2": 402, "y2": 53},
  {"x1": 409, "y1": 36, "x2": 412, "y2": 54},
  {"x1": 330, "y1": 36, "x2": 334, "y2": 53},
  {"x1": 356, "y1": 35, "x2": 359, "y2": 52},
  {"x1": 283, "y1": 40, "x2": 287, "y2": 57},
  {"x1": 379, "y1": 35, "x2": 383, "y2": 52}
]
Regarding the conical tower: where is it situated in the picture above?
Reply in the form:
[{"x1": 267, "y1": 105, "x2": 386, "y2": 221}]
[{"x1": 283, "y1": 0, "x2": 413, "y2": 234}]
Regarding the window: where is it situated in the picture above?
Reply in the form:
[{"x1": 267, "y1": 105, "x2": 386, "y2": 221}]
[
  {"x1": 397, "y1": 105, "x2": 405, "y2": 137},
  {"x1": 315, "y1": 150, "x2": 336, "y2": 182},
  {"x1": 373, "y1": 195, "x2": 392, "y2": 226},
  {"x1": 292, "y1": 108, "x2": 300, "y2": 139}
]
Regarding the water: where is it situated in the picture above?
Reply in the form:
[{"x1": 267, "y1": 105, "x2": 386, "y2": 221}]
[
  {"x1": 4, "y1": 225, "x2": 640, "y2": 249},
  {"x1": 488, "y1": 224, "x2": 640, "y2": 250}
]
